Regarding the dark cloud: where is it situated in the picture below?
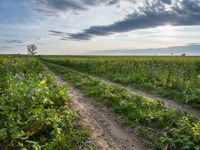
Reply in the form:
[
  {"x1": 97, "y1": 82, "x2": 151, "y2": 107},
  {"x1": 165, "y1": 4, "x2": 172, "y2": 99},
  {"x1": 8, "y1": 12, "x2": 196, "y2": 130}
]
[
  {"x1": 108, "y1": 0, "x2": 120, "y2": 5},
  {"x1": 5, "y1": 40, "x2": 23, "y2": 44},
  {"x1": 59, "y1": 0, "x2": 200, "y2": 40},
  {"x1": 49, "y1": 30, "x2": 68, "y2": 36},
  {"x1": 49, "y1": 30, "x2": 91, "y2": 40},
  {"x1": 37, "y1": 0, "x2": 86, "y2": 12},
  {"x1": 81, "y1": 0, "x2": 118, "y2": 6},
  {"x1": 36, "y1": 0, "x2": 119, "y2": 15},
  {"x1": 161, "y1": 0, "x2": 172, "y2": 5},
  {"x1": 67, "y1": 33, "x2": 92, "y2": 40}
]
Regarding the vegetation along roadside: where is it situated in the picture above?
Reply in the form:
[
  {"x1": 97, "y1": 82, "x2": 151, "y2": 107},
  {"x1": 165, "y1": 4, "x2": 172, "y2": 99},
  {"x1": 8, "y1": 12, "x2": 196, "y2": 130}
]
[
  {"x1": 42, "y1": 59, "x2": 200, "y2": 150},
  {"x1": 0, "y1": 56, "x2": 93, "y2": 149}
]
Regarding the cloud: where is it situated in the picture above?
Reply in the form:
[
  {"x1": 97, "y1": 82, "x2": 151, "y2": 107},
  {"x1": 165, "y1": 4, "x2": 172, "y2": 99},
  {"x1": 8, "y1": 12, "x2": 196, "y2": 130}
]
[
  {"x1": 0, "y1": 46, "x2": 13, "y2": 49},
  {"x1": 49, "y1": 30, "x2": 92, "y2": 40},
  {"x1": 5, "y1": 39, "x2": 24, "y2": 44},
  {"x1": 51, "y1": 0, "x2": 200, "y2": 40},
  {"x1": 37, "y1": 0, "x2": 86, "y2": 12},
  {"x1": 48, "y1": 30, "x2": 68, "y2": 36},
  {"x1": 36, "y1": 0, "x2": 120, "y2": 16},
  {"x1": 161, "y1": 0, "x2": 172, "y2": 5}
]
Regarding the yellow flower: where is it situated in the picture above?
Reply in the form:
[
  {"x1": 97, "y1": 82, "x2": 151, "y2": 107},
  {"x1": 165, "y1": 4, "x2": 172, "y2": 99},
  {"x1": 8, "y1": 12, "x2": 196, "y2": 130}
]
[
  {"x1": 40, "y1": 80, "x2": 46, "y2": 85},
  {"x1": 142, "y1": 98, "x2": 159, "y2": 106},
  {"x1": 192, "y1": 121, "x2": 200, "y2": 140}
]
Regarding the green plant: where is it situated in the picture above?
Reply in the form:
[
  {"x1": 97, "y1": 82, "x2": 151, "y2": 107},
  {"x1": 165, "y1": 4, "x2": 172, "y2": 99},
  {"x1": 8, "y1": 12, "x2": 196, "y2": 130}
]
[
  {"x1": 40, "y1": 56, "x2": 200, "y2": 108},
  {"x1": 0, "y1": 56, "x2": 91, "y2": 149},
  {"x1": 43, "y1": 60, "x2": 200, "y2": 149}
]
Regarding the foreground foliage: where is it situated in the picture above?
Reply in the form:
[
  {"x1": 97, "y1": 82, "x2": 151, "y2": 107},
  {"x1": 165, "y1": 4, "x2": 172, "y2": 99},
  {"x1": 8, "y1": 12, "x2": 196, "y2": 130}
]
[
  {"x1": 0, "y1": 56, "x2": 91, "y2": 149},
  {"x1": 42, "y1": 56, "x2": 200, "y2": 108},
  {"x1": 43, "y1": 60, "x2": 200, "y2": 150}
]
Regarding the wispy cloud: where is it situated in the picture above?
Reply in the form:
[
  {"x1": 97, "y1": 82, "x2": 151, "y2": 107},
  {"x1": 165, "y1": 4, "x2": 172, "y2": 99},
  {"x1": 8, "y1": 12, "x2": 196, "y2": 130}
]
[
  {"x1": 0, "y1": 46, "x2": 13, "y2": 49},
  {"x1": 49, "y1": 30, "x2": 68, "y2": 36},
  {"x1": 4, "y1": 39, "x2": 24, "y2": 44},
  {"x1": 35, "y1": 0, "x2": 120, "y2": 16},
  {"x1": 49, "y1": 30, "x2": 92, "y2": 40},
  {"x1": 161, "y1": 0, "x2": 172, "y2": 5}
]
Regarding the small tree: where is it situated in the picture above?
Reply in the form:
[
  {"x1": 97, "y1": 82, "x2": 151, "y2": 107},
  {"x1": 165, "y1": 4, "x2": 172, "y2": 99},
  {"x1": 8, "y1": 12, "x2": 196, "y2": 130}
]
[
  {"x1": 27, "y1": 44, "x2": 37, "y2": 55},
  {"x1": 181, "y1": 53, "x2": 186, "y2": 56}
]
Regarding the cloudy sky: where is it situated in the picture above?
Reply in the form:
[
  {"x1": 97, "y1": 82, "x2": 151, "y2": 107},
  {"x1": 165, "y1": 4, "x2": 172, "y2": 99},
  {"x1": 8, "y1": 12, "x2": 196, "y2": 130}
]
[{"x1": 0, "y1": 0, "x2": 200, "y2": 55}]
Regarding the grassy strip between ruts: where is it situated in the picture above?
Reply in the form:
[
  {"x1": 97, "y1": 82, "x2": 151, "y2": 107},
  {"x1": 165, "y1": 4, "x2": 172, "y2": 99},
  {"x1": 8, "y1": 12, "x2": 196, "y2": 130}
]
[
  {"x1": 43, "y1": 60, "x2": 200, "y2": 150},
  {"x1": 0, "y1": 56, "x2": 92, "y2": 150}
]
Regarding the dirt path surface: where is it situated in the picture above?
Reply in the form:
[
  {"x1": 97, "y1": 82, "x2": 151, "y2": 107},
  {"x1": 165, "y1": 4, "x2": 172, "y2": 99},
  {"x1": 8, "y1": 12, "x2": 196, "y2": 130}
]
[
  {"x1": 54, "y1": 75, "x2": 148, "y2": 150},
  {"x1": 64, "y1": 67, "x2": 200, "y2": 119}
]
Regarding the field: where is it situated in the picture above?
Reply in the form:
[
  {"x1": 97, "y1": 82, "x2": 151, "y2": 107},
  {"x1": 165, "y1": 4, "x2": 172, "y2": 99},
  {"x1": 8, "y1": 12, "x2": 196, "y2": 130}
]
[
  {"x1": 0, "y1": 56, "x2": 92, "y2": 149},
  {"x1": 42, "y1": 56, "x2": 200, "y2": 108},
  {"x1": 1, "y1": 55, "x2": 200, "y2": 150}
]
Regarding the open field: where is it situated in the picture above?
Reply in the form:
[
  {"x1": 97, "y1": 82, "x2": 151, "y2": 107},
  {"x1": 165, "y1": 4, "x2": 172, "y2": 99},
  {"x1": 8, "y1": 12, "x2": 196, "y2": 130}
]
[
  {"x1": 41, "y1": 57, "x2": 200, "y2": 150},
  {"x1": 0, "y1": 55, "x2": 200, "y2": 150},
  {"x1": 42, "y1": 56, "x2": 200, "y2": 108}
]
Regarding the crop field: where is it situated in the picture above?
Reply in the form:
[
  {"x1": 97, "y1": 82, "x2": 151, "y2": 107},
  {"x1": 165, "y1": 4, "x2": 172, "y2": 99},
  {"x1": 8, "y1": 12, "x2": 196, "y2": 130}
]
[
  {"x1": 0, "y1": 55, "x2": 200, "y2": 150},
  {"x1": 2, "y1": 0, "x2": 200, "y2": 149},
  {"x1": 42, "y1": 56, "x2": 200, "y2": 108},
  {"x1": 0, "y1": 56, "x2": 92, "y2": 149}
]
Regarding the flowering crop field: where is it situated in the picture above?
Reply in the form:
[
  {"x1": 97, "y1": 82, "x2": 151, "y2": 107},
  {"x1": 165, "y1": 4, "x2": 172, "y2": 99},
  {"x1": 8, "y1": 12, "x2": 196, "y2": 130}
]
[
  {"x1": 1, "y1": 55, "x2": 200, "y2": 150},
  {"x1": 0, "y1": 55, "x2": 91, "y2": 149},
  {"x1": 42, "y1": 56, "x2": 200, "y2": 108}
]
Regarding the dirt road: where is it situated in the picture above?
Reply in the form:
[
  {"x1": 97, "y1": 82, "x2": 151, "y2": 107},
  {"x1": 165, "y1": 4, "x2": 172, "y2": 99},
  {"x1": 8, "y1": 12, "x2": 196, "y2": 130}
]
[{"x1": 55, "y1": 75, "x2": 148, "y2": 150}]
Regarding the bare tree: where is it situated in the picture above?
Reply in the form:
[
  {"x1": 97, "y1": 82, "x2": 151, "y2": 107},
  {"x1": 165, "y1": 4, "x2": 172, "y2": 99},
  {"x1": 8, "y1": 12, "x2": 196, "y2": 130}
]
[
  {"x1": 181, "y1": 53, "x2": 186, "y2": 56},
  {"x1": 27, "y1": 44, "x2": 37, "y2": 55}
]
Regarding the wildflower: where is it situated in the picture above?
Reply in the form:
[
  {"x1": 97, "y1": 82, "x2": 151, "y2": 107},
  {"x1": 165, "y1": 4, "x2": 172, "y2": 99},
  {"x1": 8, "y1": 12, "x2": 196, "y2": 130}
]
[
  {"x1": 192, "y1": 121, "x2": 200, "y2": 140},
  {"x1": 142, "y1": 98, "x2": 158, "y2": 105},
  {"x1": 40, "y1": 80, "x2": 46, "y2": 85}
]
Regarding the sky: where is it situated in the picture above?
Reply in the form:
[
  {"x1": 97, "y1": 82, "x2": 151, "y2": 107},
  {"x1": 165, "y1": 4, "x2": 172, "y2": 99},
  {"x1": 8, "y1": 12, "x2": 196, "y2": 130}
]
[{"x1": 0, "y1": 0, "x2": 200, "y2": 55}]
